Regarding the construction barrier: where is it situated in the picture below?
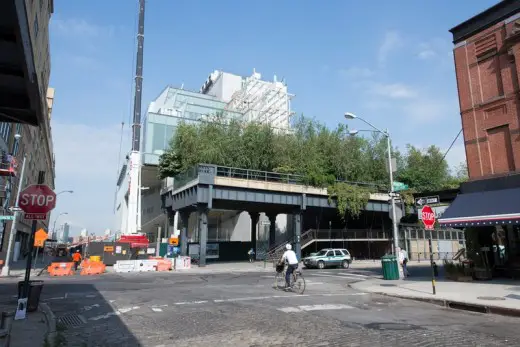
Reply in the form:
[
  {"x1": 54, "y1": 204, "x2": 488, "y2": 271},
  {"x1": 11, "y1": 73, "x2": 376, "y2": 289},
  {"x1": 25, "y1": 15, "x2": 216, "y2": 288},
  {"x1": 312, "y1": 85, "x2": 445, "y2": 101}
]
[
  {"x1": 80, "y1": 260, "x2": 106, "y2": 276},
  {"x1": 175, "y1": 256, "x2": 191, "y2": 270},
  {"x1": 149, "y1": 257, "x2": 173, "y2": 272},
  {"x1": 114, "y1": 260, "x2": 137, "y2": 273},
  {"x1": 47, "y1": 262, "x2": 75, "y2": 276},
  {"x1": 135, "y1": 259, "x2": 158, "y2": 272},
  {"x1": 89, "y1": 256, "x2": 101, "y2": 262}
]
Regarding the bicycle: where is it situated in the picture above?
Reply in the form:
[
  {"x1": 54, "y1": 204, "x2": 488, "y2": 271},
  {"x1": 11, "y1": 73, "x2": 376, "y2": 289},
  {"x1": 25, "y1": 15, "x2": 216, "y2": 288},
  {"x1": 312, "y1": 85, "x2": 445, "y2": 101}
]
[{"x1": 274, "y1": 263, "x2": 306, "y2": 294}]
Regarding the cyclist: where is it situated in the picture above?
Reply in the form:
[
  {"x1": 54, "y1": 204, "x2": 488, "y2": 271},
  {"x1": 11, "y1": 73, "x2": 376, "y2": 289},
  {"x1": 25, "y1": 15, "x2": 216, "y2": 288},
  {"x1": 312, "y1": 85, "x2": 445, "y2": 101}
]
[{"x1": 279, "y1": 244, "x2": 299, "y2": 290}]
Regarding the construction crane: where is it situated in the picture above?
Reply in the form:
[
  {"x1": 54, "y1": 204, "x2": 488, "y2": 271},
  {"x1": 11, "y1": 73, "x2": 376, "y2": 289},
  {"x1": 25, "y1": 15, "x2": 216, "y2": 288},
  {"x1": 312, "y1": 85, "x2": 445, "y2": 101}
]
[{"x1": 125, "y1": 0, "x2": 145, "y2": 235}]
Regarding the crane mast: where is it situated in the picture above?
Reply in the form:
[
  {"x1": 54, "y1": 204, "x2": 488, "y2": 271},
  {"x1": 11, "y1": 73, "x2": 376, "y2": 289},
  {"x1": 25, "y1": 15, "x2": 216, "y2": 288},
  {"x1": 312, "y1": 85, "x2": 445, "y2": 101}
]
[{"x1": 125, "y1": 0, "x2": 145, "y2": 235}]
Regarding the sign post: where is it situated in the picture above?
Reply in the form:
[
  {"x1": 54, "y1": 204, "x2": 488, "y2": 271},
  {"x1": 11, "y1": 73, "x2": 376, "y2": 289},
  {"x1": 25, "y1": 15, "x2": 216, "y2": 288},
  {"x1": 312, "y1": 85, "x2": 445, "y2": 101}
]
[
  {"x1": 421, "y1": 205, "x2": 436, "y2": 295},
  {"x1": 16, "y1": 174, "x2": 55, "y2": 320}
]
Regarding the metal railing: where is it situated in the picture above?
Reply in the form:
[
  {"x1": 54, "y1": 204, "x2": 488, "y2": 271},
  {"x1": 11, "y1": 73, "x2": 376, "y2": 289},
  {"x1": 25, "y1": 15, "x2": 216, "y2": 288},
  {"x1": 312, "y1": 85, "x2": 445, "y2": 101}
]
[
  {"x1": 309, "y1": 229, "x2": 390, "y2": 240},
  {"x1": 408, "y1": 252, "x2": 460, "y2": 262},
  {"x1": 172, "y1": 164, "x2": 386, "y2": 191}
]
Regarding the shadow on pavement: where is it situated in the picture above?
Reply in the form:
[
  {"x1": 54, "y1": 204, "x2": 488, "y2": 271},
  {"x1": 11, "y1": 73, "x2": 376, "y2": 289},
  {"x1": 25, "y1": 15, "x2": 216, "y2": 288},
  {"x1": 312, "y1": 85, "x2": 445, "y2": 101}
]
[{"x1": 0, "y1": 279, "x2": 142, "y2": 347}]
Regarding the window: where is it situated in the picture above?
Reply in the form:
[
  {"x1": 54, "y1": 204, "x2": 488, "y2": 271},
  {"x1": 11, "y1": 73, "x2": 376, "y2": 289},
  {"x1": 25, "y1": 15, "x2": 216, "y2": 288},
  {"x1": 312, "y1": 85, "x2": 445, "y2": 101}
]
[
  {"x1": 325, "y1": 251, "x2": 333, "y2": 257},
  {"x1": 34, "y1": 15, "x2": 39, "y2": 37},
  {"x1": 341, "y1": 249, "x2": 350, "y2": 256},
  {"x1": 334, "y1": 250, "x2": 342, "y2": 256}
]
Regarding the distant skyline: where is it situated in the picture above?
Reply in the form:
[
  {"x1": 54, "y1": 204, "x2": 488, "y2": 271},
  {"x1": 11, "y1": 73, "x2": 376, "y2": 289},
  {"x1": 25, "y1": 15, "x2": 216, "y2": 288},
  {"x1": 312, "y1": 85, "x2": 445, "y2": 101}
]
[{"x1": 48, "y1": 0, "x2": 499, "y2": 234}]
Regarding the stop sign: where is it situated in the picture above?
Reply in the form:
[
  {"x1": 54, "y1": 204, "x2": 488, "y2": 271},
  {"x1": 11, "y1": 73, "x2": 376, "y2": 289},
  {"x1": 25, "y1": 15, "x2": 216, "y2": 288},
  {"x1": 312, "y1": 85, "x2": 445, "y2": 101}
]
[
  {"x1": 19, "y1": 184, "x2": 56, "y2": 220},
  {"x1": 421, "y1": 205, "x2": 435, "y2": 230}
]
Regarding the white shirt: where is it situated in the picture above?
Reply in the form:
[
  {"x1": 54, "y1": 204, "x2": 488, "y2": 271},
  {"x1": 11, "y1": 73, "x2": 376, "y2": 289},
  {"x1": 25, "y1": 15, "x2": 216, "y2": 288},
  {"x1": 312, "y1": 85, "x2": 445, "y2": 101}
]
[{"x1": 282, "y1": 250, "x2": 298, "y2": 265}]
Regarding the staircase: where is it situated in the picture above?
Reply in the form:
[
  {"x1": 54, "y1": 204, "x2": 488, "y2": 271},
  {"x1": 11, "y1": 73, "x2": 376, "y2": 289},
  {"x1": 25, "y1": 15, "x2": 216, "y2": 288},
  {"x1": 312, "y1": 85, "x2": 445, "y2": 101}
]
[{"x1": 265, "y1": 229, "x2": 316, "y2": 266}]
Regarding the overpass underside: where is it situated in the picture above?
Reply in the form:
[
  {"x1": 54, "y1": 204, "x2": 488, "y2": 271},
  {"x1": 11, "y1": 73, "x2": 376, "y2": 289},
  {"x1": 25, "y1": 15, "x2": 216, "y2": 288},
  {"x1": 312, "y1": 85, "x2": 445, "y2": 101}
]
[{"x1": 162, "y1": 164, "x2": 393, "y2": 267}]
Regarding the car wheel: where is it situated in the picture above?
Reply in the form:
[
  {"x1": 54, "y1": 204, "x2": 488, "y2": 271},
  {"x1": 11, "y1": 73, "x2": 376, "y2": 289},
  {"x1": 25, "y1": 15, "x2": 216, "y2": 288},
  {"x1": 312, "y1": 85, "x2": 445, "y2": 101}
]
[
  {"x1": 342, "y1": 260, "x2": 350, "y2": 269},
  {"x1": 318, "y1": 261, "x2": 325, "y2": 269}
]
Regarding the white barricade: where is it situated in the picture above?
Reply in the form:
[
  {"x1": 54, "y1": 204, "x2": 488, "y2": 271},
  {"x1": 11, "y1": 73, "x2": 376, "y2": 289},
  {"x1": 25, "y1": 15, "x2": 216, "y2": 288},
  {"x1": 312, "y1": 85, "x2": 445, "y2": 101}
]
[
  {"x1": 114, "y1": 260, "x2": 137, "y2": 273},
  {"x1": 135, "y1": 259, "x2": 158, "y2": 272},
  {"x1": 175, "y1": 256, "x2": 191, "y2": 270}
]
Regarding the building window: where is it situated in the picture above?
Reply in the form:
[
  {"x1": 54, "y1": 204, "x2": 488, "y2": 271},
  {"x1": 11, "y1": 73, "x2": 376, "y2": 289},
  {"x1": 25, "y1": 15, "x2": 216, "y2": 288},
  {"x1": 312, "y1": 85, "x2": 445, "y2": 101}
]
[{"x1": 34, "y1": 15, "x2": 39, "y2": 37}]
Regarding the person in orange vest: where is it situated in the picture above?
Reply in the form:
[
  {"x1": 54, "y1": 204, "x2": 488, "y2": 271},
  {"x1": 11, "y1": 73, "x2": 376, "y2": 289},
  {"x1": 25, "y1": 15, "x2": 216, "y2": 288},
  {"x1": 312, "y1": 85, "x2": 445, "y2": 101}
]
[{"x1": 72, "y1": 250, "x2": 82, "y2": 271}]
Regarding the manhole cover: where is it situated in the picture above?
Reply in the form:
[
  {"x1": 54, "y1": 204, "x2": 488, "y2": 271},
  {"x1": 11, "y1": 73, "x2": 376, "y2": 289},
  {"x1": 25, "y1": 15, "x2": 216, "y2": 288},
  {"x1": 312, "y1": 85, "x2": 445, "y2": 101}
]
[
  {"x1": 380, "y1": 284, "x2": 397, "y2": 287},
  {"x1": 365, "y1": 322, "x2": 421, "y2": 331},
  {"x1": 58, "y1": 313, "x2": 86, "y2": 328},
  {"x1": 477, "y1": 296, "x2": 506, "y2": 301}
]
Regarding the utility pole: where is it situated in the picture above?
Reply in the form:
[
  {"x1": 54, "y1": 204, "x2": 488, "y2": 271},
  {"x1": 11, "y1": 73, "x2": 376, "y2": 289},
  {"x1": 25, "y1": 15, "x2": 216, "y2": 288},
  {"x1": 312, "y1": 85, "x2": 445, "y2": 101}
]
[{"x1": 126, "y1": 0, "x2": 146, "y2": 235}]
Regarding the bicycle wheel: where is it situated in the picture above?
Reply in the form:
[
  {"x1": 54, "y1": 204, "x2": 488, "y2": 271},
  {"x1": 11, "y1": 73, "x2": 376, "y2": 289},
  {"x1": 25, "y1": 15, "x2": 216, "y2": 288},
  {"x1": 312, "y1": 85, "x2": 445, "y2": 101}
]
[
  {"x1": 292, "y1": 273, "x2": 306, "y2": 294},
  {"x1": 275, "y1": 272, "x2": 285, "y2": 289}
]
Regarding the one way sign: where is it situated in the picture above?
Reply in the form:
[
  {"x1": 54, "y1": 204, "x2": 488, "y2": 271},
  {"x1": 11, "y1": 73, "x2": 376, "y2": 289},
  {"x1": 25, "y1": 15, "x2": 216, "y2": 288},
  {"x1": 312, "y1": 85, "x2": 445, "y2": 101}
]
[{"x1": 415, "y1": 196, "x2": 440, "y2": 206}]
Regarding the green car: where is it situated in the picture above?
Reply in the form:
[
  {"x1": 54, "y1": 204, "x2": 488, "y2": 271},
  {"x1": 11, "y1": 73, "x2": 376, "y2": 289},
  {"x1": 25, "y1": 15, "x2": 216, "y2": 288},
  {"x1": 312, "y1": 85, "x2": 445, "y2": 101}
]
[{"x1": 303, "y1": 248, "x2": 351, "y2": 269}]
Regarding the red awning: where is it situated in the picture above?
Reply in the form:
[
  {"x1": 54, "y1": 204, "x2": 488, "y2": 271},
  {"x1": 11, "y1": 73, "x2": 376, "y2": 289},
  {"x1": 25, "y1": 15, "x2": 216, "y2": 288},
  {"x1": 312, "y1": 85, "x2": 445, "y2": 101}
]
[{"x1": 118, "y1": 234, "x2": 149, "y2": 248}]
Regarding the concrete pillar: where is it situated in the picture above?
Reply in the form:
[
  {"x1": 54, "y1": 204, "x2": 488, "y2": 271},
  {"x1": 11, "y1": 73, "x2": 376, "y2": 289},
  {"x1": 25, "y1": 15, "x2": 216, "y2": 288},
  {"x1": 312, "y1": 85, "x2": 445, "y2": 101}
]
[
  {"x1": 179, "y1": 210, "x2": 190, "y2": 256},
  {"x1": 197, "y1": 206, "x2": 208, "y2": 267},
  {"x1": 293, "y1": 211, "x2": 302, "y2": 260},
  {"x1": 248, "y1": 212, "x2": 259, "y2": 253},
  {"x1": 267, "y1": 213, "x2": 277, "y2": 248}
]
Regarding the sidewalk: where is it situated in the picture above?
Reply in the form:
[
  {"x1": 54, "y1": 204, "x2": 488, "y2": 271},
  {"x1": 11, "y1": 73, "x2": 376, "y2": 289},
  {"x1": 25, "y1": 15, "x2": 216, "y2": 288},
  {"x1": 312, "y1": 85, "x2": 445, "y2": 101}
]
[
  {"x1": 350, "y1": 276, "x2": 520, "y2": 316},
  {"x1": 0, "y1": 302, "x2": 56, "y2": 347}
]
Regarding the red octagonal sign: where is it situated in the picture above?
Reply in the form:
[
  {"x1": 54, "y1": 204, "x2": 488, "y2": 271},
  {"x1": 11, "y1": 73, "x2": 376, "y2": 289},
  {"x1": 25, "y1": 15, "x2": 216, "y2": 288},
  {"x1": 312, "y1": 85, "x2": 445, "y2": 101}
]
[
  {"x1": 19, "y1": 184, "x2": 56, "y2": 220},
  {"x1": 421, "y1": 205, "x2": 436, "y2": 230}
]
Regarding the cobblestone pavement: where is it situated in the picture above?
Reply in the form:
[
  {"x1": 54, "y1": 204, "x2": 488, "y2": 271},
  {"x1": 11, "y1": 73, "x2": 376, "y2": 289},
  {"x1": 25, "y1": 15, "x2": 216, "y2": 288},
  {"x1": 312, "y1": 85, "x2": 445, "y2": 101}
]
[{"x1": 2, "y1": 270, "x2": 517, "y2": 346}]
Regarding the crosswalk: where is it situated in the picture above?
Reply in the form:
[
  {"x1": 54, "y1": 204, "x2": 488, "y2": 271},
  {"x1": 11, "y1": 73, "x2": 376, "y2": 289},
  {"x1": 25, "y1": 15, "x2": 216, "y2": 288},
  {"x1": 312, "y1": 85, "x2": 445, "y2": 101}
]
[{"x1": 76, "y1": 292, "x2": 368, "y2": 321}]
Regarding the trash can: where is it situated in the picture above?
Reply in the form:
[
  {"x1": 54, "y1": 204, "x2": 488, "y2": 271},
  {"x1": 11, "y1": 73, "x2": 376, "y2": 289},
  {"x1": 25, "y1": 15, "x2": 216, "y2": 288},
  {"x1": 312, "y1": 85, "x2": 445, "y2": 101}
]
[
  {"x1": 381, "y1": 255, "x2": 399, "y2": 280},
  {"x1": 17, "y1": 280, "x2": 44, "y2": 312}
]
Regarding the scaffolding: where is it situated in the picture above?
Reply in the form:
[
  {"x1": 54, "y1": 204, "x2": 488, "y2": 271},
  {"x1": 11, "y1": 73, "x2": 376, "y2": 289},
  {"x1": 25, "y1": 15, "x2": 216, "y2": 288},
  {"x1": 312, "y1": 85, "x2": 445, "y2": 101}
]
[{"x1": 224, "y1": 70, "x2": 295, "y2": 131}]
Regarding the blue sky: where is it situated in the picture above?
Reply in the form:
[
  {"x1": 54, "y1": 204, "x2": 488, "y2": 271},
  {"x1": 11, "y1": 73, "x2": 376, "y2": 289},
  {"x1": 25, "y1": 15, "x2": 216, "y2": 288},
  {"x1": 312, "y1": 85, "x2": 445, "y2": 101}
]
[{"x1": 49, "y1": 0, "x2": 498, "y2": 235}]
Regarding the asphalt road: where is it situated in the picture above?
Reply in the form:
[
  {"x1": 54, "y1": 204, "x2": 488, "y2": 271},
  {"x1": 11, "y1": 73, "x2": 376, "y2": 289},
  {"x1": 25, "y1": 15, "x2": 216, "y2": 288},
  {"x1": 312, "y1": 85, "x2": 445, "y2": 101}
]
[{"x1": 1, "y1": 268, "x2": 518, "y2": 346}]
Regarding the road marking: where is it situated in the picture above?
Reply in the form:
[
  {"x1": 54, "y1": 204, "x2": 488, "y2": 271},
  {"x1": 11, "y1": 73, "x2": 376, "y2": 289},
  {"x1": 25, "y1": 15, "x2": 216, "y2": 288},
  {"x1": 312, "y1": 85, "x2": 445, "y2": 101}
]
[
  {"x1": 47, "y1": 296, "x2": 65, "y2": 300},
  {"x1": 278, "y1": 304, "x2": 354, "y2": 313},
  {"x1": 151, "y1": 307, "x2": 163, "y2": 312},
  {"x1": 89, "y1": 306, "x2": 140, "y2": 321},
  {"x1": 174, "y1": 300, "x2": 208, "y2": 305},
  {"x1": 83, "y1": 304, "x2": 100, "y2": 311},
  {"x1": 305, "y1": 282, "x2": 324, "y2": 286},
  {"x1": 311, "y1": 273, "x2": 366, "y2": 280},
  {"x1": 336, "y1": 272, "x2": 370, "y2": 278}
]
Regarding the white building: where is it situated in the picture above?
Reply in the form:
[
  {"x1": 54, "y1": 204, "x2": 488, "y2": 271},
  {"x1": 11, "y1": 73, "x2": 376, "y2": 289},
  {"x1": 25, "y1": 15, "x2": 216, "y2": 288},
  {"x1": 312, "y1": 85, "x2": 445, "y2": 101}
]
[
  {"x1": 115, "y1": 69, "x2": 294, "y2": 249},
  {"x1": 80, "y1": 228, "x2": 88, "y2": 238},
  {"x1": 59, "y1": 223, "x2": 70, "y2": 244}
]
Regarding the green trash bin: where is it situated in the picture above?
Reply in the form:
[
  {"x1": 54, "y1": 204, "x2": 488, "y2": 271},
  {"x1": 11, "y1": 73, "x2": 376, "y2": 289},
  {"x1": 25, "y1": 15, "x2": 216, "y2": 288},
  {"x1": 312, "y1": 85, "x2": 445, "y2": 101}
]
[{"x1": 381, "y1": 255, "x2": 399, "y2": 280}]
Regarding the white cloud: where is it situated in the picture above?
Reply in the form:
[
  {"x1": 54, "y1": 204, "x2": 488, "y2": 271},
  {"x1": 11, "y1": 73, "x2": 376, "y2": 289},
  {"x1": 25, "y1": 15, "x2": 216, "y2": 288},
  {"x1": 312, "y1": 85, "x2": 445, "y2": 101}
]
[
  {"x1": 401, "y1": 96, "x2": 459, "y2": 124},
  {"x1": 368, "y1": 82, "x2": 417, "y2": 99},
  {"x1": 416, "y1": 38, "x2": 452, "y2": 64},
  {"x1": 378, "y1": 31, "x2": 404, "y2": 66},
  {"x1": 51, "y1": 18, "x2": 115, "y2": 38},
  {"x1": 338, "y1": 67, "x2": 374, "y2": 79}
]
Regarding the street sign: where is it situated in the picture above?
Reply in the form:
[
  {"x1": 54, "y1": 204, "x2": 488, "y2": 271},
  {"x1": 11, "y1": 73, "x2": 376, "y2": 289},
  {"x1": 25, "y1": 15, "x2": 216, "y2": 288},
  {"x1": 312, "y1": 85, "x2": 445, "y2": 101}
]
[
  {"x1": 34, "y1": 228, "x2": 48, "y2": 247},
  {"x1": 415, "y1": 195, "x2": 440, "y2": 207},
  {"x1": 0, "y1": 215, "x2": 14, "y2": 221},
  {"x1": 19, "y1": 184, "x2": 56, "y2": 220},
  {"x1": 169, "y1": 237, "x2": 179, "y2": 246},
  {"x1": 392, "y1": 181, "x2": 409, "y2": 192},
  {"x1": 421, "y1": 205, "x2": 436, "y2": 230}
]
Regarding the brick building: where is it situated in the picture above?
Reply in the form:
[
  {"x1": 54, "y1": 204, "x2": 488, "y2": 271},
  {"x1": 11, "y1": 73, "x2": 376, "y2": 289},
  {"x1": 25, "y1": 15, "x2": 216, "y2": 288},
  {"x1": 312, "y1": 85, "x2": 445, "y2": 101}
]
[
  {"x1": 440, "y1": 0, "x2": 520, "y2": 275},
  {"x1": 451, "y1": 0, "x2": 520, "y2": 179}
]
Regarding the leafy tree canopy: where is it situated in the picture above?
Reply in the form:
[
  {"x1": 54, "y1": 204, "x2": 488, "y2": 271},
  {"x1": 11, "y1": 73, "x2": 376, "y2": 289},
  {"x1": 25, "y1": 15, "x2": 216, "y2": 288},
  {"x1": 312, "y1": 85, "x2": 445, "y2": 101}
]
[{"x1": 158, "y1": 116, "x2": 466, "y2": 217}]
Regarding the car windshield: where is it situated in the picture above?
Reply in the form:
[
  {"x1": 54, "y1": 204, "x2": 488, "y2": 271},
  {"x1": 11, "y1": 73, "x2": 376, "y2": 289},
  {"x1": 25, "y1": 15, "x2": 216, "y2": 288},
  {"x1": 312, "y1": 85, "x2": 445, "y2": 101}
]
[{"x1": 316, "y1": 250, "x2": 328, "y2": 256}]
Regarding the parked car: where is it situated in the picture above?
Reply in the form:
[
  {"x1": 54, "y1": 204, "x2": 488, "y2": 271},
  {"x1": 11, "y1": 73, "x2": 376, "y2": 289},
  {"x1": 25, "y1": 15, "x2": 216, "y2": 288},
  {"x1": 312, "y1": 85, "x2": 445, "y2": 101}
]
[{"x1": 303, "y1": 248, "x2": 351, "y2": 269}]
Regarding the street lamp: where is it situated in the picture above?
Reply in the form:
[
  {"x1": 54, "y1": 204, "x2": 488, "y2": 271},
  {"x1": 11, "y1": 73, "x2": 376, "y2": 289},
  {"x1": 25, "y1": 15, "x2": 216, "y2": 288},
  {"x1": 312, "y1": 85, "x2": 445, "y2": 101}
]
[
  {"x1": 57, "y1": 190, "x2": 74, "y2": 195},
  {"x1": 344, "y1": 112, "x2": 399, "y2": 253}
]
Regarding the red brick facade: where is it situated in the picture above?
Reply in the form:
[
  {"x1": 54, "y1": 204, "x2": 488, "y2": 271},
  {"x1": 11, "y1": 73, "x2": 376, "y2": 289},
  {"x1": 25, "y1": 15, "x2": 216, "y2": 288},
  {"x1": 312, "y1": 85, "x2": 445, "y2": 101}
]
[{"x1": 453, "y1": 13, "x2": 520, "y2": 180}]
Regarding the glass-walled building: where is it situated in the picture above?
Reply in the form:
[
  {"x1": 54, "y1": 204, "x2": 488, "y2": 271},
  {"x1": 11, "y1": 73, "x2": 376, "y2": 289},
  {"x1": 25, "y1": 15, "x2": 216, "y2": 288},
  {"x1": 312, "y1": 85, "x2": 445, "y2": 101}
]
[{"x1": 142, "y1": 86, "x2": 242, "y2": 165}]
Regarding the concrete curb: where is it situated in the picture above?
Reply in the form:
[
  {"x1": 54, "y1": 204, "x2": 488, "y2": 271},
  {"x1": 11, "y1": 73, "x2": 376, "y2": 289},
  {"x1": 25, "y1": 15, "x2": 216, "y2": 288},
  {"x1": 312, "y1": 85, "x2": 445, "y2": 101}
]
[
  {"x1": 39, "y1": 303, "x2": 56, "y2": 346},
  {"x1": 347, "y1": 283, "x2": 520, "y2": 317}
]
